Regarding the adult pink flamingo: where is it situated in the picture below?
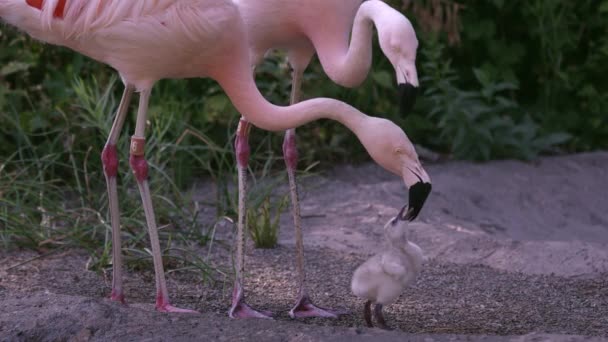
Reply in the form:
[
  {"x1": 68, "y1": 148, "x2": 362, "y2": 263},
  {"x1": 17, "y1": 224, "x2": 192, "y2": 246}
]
[
  {"x1": 0, "y1": 0, "x2": 431, "y2": 317},
  {"x1": 233, "y1": 0, "x2": 421, "y2": 318}
]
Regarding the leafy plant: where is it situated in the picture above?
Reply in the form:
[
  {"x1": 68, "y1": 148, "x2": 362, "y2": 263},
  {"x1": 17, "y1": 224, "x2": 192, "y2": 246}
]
[
  {"x1": 243, "y1": 160, "x2": 290, "y2": 249},
  {"x1": 0, "y1": 74, "x2": 224, "y2": 281},
  {"x1": 418, "y1": 37, "x2": 570, "y2": 160},
  {"x1": 400, "y1": 0, "x2": 607, "y2": 153}
]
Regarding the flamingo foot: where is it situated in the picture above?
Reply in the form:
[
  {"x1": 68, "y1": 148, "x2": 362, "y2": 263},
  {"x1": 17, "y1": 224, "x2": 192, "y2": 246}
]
[
  {"x1": 155, "y1": 293, "x2": 198, "y2": 314},
  {"x1": 109, "y1": 289, "x2": 126, "y2": 304},
  {"x1": 289, "y1": 294, "x2": 348, "y2": 319},
  {"x1": 376, "y1": 321, "x2": 393, "y2": 331},
  {"x1": 229, "y1": 284, "x2": 273, "y2": 319},
  {"x1": 374, "y1": 304, "x2": 392, "y2": 330},
  {"x1": 157, "y1": 304, "x2": 199, "y2": 314},
  {"x1": 229, "y1": 300, "x2": 273, "y2": 319}
]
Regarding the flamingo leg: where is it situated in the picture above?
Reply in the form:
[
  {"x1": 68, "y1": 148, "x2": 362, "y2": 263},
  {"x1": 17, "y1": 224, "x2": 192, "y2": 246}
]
[
  {"x1": 129, "y1": 89, "x2": 197, "y2": 314},
  {"x1": 363, "y1": 300, "x2": 373, "y2": 327},
  {"x1": 286, "y1": 68, "x2": 347, "y2": 319},
  {"x1": 374, "y1": 304, "x2": 391, "y2": 330},
  {"x1": 102, "y1": 84, "x2": 134, "y2": 304},
  {"x1": 229, "y1": 118, "x2": 273, "y2": 319}
]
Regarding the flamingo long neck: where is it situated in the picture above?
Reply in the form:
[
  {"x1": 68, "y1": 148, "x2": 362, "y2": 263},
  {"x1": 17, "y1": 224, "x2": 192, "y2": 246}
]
[
  {"x1": 214, "y1": 63, "x2": 369, "y2": 136},
  {"x1": 319, "y1": 0, "x2": 394, "y2": 88}
]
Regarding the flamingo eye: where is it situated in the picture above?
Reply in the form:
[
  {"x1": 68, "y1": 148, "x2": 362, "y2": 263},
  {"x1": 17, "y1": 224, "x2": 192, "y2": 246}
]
[
  {"x1": 395, "y1": 146, "x2": 413, "y2": 157},
  {"x1": 391, "y1": 42, "x2": 402, "y2": 55}
]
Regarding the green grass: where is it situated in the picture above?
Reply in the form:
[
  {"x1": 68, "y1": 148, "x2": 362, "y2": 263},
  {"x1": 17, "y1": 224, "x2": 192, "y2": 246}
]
[
  {"x1": 246, "y1": 177, "x2": 290, "y2": 249},
  {"x1": 0, "y1": 71, "x2": 293, "y2": 282}
]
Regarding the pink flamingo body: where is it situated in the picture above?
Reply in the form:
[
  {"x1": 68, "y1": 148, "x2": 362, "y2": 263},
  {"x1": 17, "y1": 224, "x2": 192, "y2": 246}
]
[{"x1": 0, "y1": 0, "x2": 431, "y2": 318}]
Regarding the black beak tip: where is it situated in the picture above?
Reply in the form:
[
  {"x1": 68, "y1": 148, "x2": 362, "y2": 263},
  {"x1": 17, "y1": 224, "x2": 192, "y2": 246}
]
[
  {"x1": 398, "y1": 83, "x2": 418, "y2": 117},
  {"x1": 399, "y1": 182, "x2": 432, "y2": 222}
]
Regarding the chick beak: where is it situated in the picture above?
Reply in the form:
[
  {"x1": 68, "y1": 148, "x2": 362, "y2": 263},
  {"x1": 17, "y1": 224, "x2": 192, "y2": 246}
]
[{"x1": 393, "y1": 205, "x2": 408, "y2": 225}]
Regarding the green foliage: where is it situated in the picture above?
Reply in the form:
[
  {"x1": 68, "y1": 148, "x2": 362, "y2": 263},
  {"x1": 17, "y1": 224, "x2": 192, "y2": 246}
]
[
  {"x1": 421, "y1": 0, "x2": 608, "y2": 152},
  {"x1": 247, "y1": 195, "x2": 288, "y2": 249},
  {"x1": 0, "y1": 74, "x2": 224, "y2": 279},
  {"x1": 416, "y1": 37, "x2": 571, "y2": 160},
  {"x1": 241, "y1": 159, "x2": 290, "y2": 249}
]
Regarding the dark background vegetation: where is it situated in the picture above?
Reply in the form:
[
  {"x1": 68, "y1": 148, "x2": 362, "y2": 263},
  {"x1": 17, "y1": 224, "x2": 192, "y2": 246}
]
[{"x1": 1, "y1": 1, "x2": 606, "y2": 269}]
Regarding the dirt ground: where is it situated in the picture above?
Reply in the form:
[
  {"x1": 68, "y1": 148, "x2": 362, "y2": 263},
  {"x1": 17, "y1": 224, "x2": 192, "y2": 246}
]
[{"x1": 1, "y1": 152, "x2": 607, "y2": 341}]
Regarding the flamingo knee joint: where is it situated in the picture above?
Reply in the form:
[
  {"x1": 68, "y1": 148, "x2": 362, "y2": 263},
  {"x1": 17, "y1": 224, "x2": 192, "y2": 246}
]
[{"x1": 101, "y1": 145, "x2": 119, "y2": 178}]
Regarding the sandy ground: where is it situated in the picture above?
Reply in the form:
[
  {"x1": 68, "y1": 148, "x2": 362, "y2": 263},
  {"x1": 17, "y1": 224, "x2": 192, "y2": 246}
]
[{"x1": 1, "y1": 152, "x2": 607, "y2": 341}]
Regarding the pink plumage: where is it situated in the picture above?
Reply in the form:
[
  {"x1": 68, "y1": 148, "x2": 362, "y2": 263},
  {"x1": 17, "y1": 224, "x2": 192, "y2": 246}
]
[{"x1": 26, "y1": 0, "x2": 65, "y2": 18}]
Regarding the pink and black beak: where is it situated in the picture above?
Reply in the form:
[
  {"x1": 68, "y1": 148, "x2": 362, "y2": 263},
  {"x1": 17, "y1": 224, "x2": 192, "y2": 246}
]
[
  {"x1": 402, "y1": 181, "x2": 431, "y2": 221},
  {"x1": 401, "y1": 161, "x2": 431, "y2": 221},
  {"x1": 398, "y1": 83, "x2": 418, "y2": 117}
]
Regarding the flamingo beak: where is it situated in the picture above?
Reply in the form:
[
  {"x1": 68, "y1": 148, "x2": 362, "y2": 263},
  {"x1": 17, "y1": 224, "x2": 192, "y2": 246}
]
[
  {"x1": 398, "y1": 83, "x2": 418, "y2": 117},
  {"x1": 400, "y1": 166, "x2": 432, "y2": 221},
  {"x1": 402, "y1": 182, "x2": 431, "y2": 221}
]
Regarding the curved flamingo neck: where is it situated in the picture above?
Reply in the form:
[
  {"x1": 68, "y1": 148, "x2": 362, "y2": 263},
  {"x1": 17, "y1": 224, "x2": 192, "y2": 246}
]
[
  {"x1": 213, "y1": 62, "x2": 369, "y2": 136},
  {"x1": 317, "y1": 0, "x2": 393, "y2": 88}
]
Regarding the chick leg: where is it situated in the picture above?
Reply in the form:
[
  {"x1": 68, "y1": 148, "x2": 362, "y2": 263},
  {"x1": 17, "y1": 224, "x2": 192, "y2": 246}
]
[
  {"x1": 374, "y1": 304, "x2": 391, "y2": 330},
  {"x1": 364, "y1": 300, "x2": 373, "y2": 327}
]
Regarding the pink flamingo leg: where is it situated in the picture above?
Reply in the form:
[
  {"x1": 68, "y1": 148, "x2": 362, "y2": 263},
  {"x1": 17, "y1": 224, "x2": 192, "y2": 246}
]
[
  {"x1": 286, "y1": 68, "x2": 347, "y2": 319},
  {"x1": 130, "y1": 89, "x2": 197, "y2": 314},
  {"x1": 101, "y1": 85, "x2": 134, "y2": 304},
  {"x1": 229, "y1": 119, "x2": 273, "y2": 319}
]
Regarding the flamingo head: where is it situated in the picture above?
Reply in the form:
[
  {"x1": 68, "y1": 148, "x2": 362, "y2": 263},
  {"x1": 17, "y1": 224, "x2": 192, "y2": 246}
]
[
  {"x1": 358, "y1": 117, "x2": 431, "y2": 221},
  {"x1": 377, "y1": 15, "x2": 419, "y2": 117}
]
